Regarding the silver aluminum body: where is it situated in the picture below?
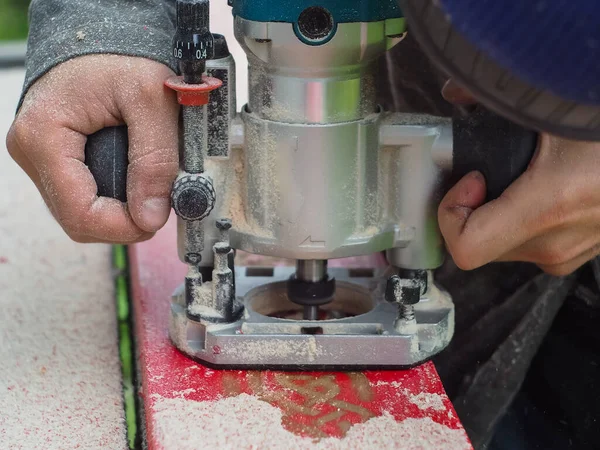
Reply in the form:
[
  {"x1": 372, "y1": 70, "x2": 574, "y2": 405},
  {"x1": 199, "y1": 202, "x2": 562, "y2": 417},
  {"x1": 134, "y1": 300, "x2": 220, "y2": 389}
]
[
  {"x1": 170, "y1": 267, "x2": 453, "y2": 367},
  {"x1": 170, "y1": 16, "x2": 456, "y2": 368}
]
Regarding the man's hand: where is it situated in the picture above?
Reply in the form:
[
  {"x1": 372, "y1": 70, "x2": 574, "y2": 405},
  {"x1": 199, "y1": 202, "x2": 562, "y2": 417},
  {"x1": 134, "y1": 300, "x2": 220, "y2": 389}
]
[
  {"x1": 439, "y1": 135, "x2": 600, "y2": 275},
  {"x1": 6, "y1": 55, "x2": 179, "y2": 243}
]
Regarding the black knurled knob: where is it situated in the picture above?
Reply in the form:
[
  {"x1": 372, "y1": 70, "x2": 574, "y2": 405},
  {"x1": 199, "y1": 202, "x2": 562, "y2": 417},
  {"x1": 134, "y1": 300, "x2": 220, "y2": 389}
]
[
  {"x1": 171, "y1": 174, "x2": 216, "y2": 221},
  {"x1": 176, "y1": 0, "x2": 209, "y2": 31},
  {"x1": 173, "y1": 0, "x2": 213, "y2": 84},
  {"x1": 385, "y1": 275, "x2": 420, "y2": 305}
]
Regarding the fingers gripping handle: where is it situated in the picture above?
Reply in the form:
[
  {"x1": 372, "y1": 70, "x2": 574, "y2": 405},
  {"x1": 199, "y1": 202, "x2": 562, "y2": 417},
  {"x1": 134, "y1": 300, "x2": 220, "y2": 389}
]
[
  {"x1": 83, "y1": 109, "x2": 534, "y2": 208},
  {"x1": 83, "y1": 73, "x2": 221, "y2": 204},
  {"x1": 452, "y1": 106, "x2": 538, "y2": 201},
  {"x1": 84, "y1": 126, "x2": 129, "y2": 202}
]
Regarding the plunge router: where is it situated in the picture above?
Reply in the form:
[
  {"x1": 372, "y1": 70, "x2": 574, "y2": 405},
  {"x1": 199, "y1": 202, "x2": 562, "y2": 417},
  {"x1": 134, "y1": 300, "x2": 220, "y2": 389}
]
[{"x1": 85, "y1": 0, "x2": 538, "y2": 369}]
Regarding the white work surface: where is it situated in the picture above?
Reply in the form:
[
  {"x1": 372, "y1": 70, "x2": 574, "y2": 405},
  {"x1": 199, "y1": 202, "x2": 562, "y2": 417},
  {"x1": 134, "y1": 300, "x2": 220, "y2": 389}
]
[{"x1": 0, "y1": 69, "x2": 127, "y2": 449}]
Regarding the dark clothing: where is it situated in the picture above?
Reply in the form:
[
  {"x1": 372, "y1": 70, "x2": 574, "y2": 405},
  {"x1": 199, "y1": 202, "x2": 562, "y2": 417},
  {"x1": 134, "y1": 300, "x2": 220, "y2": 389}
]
[
  {"x1": 379, "y1": 35, "x2": 600, "y2": 450},
  {"x1": 21, "y1": 0, "x2": 177, "y2": 108},
  {"x1": 22, "y1": 3, "x2": 600, "y2": 448}
]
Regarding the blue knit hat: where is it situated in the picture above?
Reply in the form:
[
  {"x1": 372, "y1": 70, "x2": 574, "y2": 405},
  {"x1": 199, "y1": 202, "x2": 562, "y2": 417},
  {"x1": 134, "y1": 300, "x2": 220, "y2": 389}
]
[
  {"x1": 400, "y1": 0, "x2": 600, "y2": 139},
  {"x1": 438, "y1": 0, "x2": 600, "y2": 105}
]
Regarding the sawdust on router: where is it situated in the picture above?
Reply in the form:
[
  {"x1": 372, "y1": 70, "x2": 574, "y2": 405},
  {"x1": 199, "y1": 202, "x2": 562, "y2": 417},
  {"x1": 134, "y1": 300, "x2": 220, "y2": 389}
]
[
  {"x1": 226, "y1": 335, "x2": 322, "y2": 362},
  {"x1": 152, "y1": 393, "x2": 471, "y2": 450},
  {"x1": 187, "y1": 281, "x2": 214, "y2": 317},
  {"x1": 218, "y1": 146, "x2": 277, "y2": 239}
]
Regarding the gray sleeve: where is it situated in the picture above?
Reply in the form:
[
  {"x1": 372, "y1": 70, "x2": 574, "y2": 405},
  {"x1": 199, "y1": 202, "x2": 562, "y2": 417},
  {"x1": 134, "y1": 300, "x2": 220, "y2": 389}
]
[{"x1": 20, "y1": 0, "x2": 177, "y2": 108}]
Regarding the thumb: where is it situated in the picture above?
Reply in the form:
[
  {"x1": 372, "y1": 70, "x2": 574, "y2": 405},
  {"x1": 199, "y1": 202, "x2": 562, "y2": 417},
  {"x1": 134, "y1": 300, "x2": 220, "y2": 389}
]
[
  {"x1": 118, "y1": 68, "x2": 180, "y2": 232},
  {"x1": 438, "y1": 170, "x2": 539, "y2": 270},
  {"x1": 438, "y1": 171, "x2": 487, "y2": 249}
]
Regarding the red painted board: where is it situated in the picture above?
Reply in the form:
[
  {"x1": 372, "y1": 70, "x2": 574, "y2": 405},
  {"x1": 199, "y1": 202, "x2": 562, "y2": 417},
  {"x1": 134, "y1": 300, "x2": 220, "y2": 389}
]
[{"x1": 130, "y1": 216, "x2": 473, "y2": 449}]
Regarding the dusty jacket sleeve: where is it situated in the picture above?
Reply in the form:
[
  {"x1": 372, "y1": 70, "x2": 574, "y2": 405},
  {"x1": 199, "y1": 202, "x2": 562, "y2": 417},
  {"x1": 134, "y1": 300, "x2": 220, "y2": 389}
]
[{"x1": 20, "y1": 0, "x2": 177, "y2": 107}]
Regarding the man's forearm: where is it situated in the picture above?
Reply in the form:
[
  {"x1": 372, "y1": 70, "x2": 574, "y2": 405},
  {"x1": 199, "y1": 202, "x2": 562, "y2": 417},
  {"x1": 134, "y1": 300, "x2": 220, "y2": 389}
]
[{"x1": 21, "y1": 0, "x2": 177, "y2": 109}]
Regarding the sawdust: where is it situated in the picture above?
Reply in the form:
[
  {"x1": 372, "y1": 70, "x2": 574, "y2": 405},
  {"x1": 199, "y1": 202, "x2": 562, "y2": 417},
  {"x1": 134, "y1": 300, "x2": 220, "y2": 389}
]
[
  {"x1": 360, "y1": 72, "x2": 377, "y2": 118},
  {"x1": 374, "y1": 380, "x2": 403, "y2": 388},
  {"x1": 260, "y1": 101, "x2": 305, "y2": 123},
  {"x1": 352, "y1": 225, "x2": 381, "y2": 239},
  {"x1": 244, "y1": 118, "x2": 280, "y2": 236},
  {"x1": 225, "y1": 336, "x2": 322, "y2": 363},
  {"x1": 405, "y1": 284, "x2": 455, "y2": 360},
  {"x1": 380, "y1": 113, "x2": 451, "y2": 128},
  {"x1": 247, "y1": 63, "x2": 309, "y2": 123},
  {"x1": 211, "y1": 109, "x2": 282, "y2": 251},
  {"x1": 0, "y1": 68, "x2": 126, "y2": 449},
  {"x1": 248, "y1": 57, "x2": 266, "y2": 92},
  {"x1": 219, "y1": 147, "x2": 272, "y2": 239},
  {"x1": 407, "y1": 392, "x2": 446, "y2": 412},
  {"x1": 187, "y1": 281, "x2": 214, "y2": 316},
  {"x1": 152, "y1": 393, "x2": 471, "y2": 449},
  {"x1": 172, "y1": 388, "x2": 197, "y2": 398}
]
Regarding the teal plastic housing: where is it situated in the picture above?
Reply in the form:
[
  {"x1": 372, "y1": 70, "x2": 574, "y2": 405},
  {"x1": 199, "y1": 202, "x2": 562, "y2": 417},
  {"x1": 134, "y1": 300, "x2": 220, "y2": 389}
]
[{"x1": 231, "y1": 0, "x2": 402, "y2": 23}]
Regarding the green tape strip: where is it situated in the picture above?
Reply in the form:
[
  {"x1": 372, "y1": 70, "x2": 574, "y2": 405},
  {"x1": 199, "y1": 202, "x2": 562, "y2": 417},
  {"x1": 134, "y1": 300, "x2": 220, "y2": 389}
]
[{"x1": 113, "y1": 245, "x2": 137, "y2": 449}]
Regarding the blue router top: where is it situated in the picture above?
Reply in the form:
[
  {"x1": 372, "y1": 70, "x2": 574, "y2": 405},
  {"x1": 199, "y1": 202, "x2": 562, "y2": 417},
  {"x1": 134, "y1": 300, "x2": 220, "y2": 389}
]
[{"x1": 231, "y1": 0, "x2": 402, "y2": 24}]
